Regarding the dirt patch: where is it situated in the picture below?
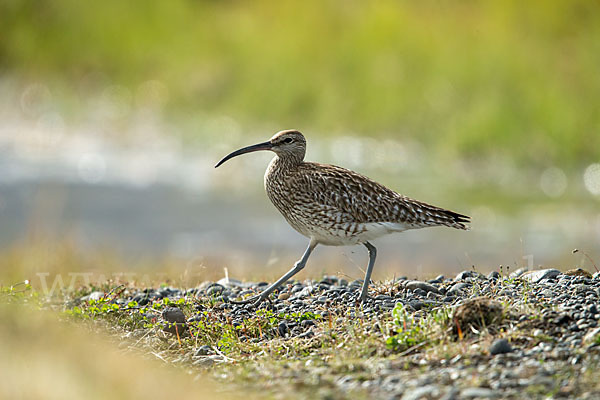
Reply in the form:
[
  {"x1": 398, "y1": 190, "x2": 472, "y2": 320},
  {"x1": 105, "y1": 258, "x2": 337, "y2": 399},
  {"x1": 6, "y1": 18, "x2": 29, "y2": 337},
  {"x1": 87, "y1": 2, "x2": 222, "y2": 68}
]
[
  {"x1": 452, "y1": 297, "x2": 503, "y2": 338},
  {"x1": 563, "y1": 268, "x2": 593, "y2": 278}
]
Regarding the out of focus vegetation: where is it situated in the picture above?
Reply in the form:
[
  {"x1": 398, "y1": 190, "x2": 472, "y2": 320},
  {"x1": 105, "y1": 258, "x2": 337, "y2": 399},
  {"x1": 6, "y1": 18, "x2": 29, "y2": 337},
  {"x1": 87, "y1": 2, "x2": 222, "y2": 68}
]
[
  {"x1": 1, "y1": 0, "x2": 599, "y2": 168},
  {"x1": 0, "y1": 290, "x2": 238, "y2": 400}
]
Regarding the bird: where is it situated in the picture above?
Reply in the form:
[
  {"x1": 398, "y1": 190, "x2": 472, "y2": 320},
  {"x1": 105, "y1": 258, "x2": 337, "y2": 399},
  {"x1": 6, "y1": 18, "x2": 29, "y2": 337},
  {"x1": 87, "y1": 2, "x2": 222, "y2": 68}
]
[{"x1": 215, "y1": 130, "x2": 469, "y2": 305}]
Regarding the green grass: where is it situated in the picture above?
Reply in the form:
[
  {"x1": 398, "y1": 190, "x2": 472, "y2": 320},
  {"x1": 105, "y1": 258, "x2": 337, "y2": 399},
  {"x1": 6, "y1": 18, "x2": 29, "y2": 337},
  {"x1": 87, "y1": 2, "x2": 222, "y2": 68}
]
[{"x1": 1, "y1": 0, "x2": 599, "y2": 168}]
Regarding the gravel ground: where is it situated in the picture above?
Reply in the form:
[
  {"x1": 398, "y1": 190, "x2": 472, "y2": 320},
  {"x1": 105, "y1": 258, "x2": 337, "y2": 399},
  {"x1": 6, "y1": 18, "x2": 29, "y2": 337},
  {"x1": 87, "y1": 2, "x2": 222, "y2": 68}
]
[{"x1": 76, "y1": 267, "x2": 600, "y2": 399}]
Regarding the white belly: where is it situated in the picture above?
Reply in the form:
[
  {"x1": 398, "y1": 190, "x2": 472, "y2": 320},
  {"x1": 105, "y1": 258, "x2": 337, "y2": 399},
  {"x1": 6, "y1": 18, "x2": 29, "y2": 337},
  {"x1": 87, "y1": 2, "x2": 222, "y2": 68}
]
[{"x1": 306, "y1": 222, "x2": 411, "y2": 246}]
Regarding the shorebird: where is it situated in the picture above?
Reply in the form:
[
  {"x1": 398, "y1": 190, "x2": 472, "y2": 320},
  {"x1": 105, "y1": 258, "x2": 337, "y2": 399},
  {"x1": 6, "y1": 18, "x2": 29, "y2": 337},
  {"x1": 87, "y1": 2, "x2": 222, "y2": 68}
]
[{"x1": 215, "y1": 130, "x2": 469, "y2": 305}]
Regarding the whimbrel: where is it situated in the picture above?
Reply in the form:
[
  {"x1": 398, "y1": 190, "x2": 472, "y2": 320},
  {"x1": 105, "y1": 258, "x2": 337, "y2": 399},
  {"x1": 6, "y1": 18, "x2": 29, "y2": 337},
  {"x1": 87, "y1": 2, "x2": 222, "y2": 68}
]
[{"x1": 215, "y1": 130, "x2": 469, "y2": 305}]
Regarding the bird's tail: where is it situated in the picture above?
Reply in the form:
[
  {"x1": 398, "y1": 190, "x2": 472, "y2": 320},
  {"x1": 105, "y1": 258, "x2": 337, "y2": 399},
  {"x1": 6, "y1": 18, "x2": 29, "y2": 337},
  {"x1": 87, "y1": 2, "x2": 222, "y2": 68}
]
[
  {"x1": 438, "y1": 209, "x2": 470, "y2": 230},
  {"x1": 416, "y1": 203, "x2": 471, "y2": 230}
]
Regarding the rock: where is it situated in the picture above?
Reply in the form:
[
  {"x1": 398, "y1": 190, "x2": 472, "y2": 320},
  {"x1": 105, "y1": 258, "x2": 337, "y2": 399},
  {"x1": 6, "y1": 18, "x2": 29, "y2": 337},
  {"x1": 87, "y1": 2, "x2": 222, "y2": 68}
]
[
  {"x1": 162, "y1": 307, "x2": 186, "y2": 323},
  {"x1": 460, "y1": 387, "x2": 499, "y2": 398},
  {"x1": 408, "y1": 300, "x2": 440, "y2": 311},
  {"x1": 132, "y1": 293, "x2": 150, "y2": 306},
  {"x1": 82, "y1": 291, "x2": 104, "y2": 302},
  {"x1": 455, "y1": 270, "x2": 474, "y2": 281},
  {"x1": 455, "y1": 270, "x2": 486, "y2": 281},
  {"x1": 439, "y1": 387, "x2": 459, "y2": 400},
  {"x1": 296, "y1": 286, "x2": 314, "y2": 298},
  {"x1": 195, "y1": 345, "x2": 213, "y2": 356},
  {"x1": 402, "y1": 385, "x2": 439, "y2": 400},
  {"x1": 489, "y1": 338, "x2": 513, "y2": 355},
  {"x1": 216, "y1": 277, "x2": 244, "y2": 287},
  {"x1": 291, "y1": 285, "x2": 305, "y2": 294},
  {"x1": 197, "y1": 281, "x2": 215, "y2": 290},
  {"x1": 563, "y1": 268, "x2": 592, "y2": 278},
  {"x1": 162, "y1": 306, "x2": 187, "y2": 335},
  {"x1": 447, "y1": 283, "x2": 470, "y2": 296},
  {"x1": 405, "y1": 280, "x2": 441, "y2": 294},
  {"x1": 278, "y1": 321, "x2": 289, "y2": 336},
  {"x1": 297, "y1": 330, "x2": 315, "y2": 339},
  {"x1": 278, "y1": 292, "x2": 290, "y2": 300},
  {"x1": 521, "y1": 269, "x2": 560, "y2": 283},
  {"x1": 192, "y1": 357, "x2": 215, "y2": 367},
  {"x1": 487, "y1": 271, "x2": 501, "y2": 280},
  {"x1": 509, "y1": 268, "x2": 528, "y2": 279},
  {"x1": 206, "y1": 284, "x2": 225, "y2": 296},
  {"x1": 320, "y1": 275, "x2": 339, "y2": 285},
  {"x1": 301, "y1": 319, "x2": 316, "y2": 328},
  {"x1": 583, "y1": 327, "x2": 600, "y2": 345}
]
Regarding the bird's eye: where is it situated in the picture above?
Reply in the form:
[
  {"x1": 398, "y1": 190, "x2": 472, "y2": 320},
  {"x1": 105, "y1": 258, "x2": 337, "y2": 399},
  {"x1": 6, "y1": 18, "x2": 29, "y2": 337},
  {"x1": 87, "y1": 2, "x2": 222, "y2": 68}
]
[{"x1": 283, "y1": 138, "x2": 293, "y2": 144}]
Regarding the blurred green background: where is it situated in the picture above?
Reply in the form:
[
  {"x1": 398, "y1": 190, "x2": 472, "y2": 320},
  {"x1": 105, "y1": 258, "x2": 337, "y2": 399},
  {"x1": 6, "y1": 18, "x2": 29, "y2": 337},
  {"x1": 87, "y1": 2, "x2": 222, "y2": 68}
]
[
  {"x1": 2, "y1": 0, "x2": 599, "y2": 166},
  {"x1": 0, "y1": 0, "x2": 599, "y2": 280}
]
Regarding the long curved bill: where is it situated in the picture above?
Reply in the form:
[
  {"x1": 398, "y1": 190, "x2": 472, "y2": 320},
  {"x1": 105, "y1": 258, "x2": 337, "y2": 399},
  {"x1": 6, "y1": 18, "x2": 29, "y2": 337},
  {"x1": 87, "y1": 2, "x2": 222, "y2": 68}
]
[{"x1": 214, "y1": 141, "x2": 273, "y2": 168}]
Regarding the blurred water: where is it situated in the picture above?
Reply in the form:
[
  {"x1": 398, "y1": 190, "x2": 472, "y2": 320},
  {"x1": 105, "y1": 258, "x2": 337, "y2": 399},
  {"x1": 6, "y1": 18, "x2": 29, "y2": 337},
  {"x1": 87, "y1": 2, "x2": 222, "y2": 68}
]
[{"x1": 1, "y1": 83, "x2": 599, "y2": 278}]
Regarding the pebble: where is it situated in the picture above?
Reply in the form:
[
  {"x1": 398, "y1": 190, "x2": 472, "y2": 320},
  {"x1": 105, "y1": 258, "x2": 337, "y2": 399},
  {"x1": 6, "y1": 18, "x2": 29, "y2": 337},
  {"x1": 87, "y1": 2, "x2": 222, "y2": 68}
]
[
  {"x1": 81, "y1": 291, "x2": 104, "y2": 302},
  {"x1": 447, "y1": 282, "x2": 470, "y2": 296},
  {"x1": 583, "y1": 327, "x2": 600, "y2": 344},
  {"x1": 278, "y1": 321, "x2": 289, "y2": 336},
  {"x1": 195, "y1": 345, "x2": 213, "y2": 356},
  {"x1": 487, "y1": 271, "x2": 501, "y2": 280},
  {"x1": 405, "y1": 280, "x2": 441, "y2": 294},
  {"x1": 455, "y1": 270, "x2": 475, "y2": 281},
  {"x1": 206, "y1": 284, "x2": 225, "y2": 296},
  {"x1": 522, "y1": 269, "x2": 561, "y2": 283},
  {"x1": 278, "y1": 292, "x2": 290, "y2": 300},
  {"x1": 216, "y1": 277, "x2": 243, "y2": 287},
  {"x1": 460, "y1": 387, "x2": 499, "y2": 398},
  {"x1": 509, "y1": 268, "x2": 528, "y2": 278},
  {"x1": 489, "y1": 338, "x2": 513, "y2": 355},
  {"x1": 402, "y1": 385, "x2": 439, "y2": 400},
  {"x1": 162, "y1": 307, "x2": 186, "y2": 323},
  {"x1": 160, "y1": 307, "x2": 186, "y2": 334}
]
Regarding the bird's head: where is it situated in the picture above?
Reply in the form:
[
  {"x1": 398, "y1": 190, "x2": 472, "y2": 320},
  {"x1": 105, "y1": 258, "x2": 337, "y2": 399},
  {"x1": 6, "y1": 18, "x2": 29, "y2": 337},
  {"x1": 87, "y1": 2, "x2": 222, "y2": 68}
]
[{"x1": 215, "y1": 129, "x2": 306, "y2": 168}]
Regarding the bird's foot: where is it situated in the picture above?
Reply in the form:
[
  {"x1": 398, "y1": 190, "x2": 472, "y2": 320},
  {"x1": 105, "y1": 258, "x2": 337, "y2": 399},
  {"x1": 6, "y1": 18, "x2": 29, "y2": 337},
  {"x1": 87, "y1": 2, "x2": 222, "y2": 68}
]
[
  {"x1": 230, "y1": 294, "x2": 261, "y2": 305},
  {"x1": 230, "y1": 294, "x2": 269, "y2": 307}
]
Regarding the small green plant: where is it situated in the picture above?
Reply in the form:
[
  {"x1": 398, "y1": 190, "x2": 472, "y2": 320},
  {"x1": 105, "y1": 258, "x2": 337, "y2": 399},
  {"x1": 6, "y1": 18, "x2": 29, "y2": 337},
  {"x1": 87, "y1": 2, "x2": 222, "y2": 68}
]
[
  {"x1": 0, "y1": 281, "x2": 35, "y2": 304},
  {"x1": 386, "y1": 303, "x2": 451, "y2": 352}
]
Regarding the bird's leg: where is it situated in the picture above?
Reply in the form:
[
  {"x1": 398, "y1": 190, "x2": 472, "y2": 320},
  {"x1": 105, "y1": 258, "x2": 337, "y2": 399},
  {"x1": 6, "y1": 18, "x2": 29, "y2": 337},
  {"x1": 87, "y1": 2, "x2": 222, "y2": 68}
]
[
  {"x1": 358, "y1": 241, "x2": 377, "y2": 304},
  {"x1": 231, "y1": 240, "x2": 317, "y2": 306}
]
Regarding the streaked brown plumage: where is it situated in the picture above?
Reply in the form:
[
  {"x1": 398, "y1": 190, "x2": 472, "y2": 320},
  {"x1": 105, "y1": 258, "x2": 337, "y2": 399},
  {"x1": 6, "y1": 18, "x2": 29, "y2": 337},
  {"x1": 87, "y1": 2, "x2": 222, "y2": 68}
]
[{"x1": 215, "y1": 129, "x2": 469, "y2": 305}]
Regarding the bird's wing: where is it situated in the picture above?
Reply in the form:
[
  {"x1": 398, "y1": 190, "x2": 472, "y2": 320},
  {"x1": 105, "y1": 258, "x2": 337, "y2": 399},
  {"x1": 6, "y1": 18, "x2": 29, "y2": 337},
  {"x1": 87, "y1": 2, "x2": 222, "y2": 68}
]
[{"x1": 291, "y1": 162, "x2": 469, "y2": 229}]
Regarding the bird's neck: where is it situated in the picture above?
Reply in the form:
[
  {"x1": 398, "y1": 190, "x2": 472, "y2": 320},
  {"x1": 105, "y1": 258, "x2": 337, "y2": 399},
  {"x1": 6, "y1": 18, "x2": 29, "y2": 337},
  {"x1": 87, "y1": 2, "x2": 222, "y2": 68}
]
[
  {"x1": 265, "y1": 155, "x2": 301, "y2": 184},
  {"x1": 270, "y1": 154, "x2": 302, "y2": 171}
]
